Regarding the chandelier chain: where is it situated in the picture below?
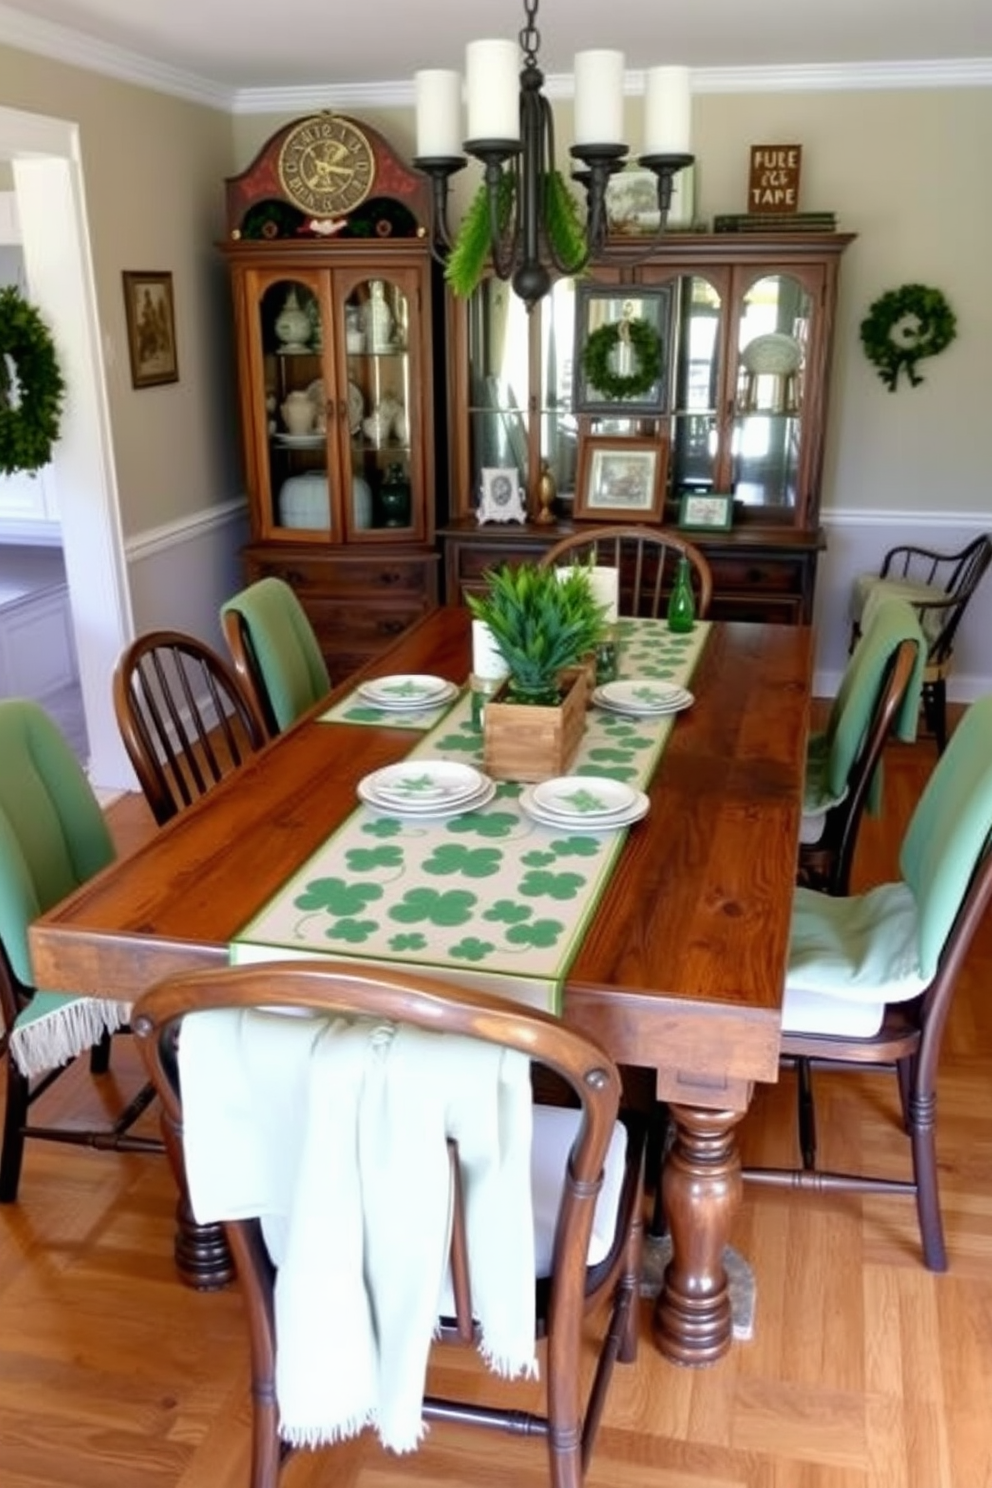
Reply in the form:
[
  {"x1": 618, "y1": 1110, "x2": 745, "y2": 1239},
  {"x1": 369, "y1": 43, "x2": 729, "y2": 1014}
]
[{"x1": 519, "y1": 0, "x2": 540, "y2": 69}]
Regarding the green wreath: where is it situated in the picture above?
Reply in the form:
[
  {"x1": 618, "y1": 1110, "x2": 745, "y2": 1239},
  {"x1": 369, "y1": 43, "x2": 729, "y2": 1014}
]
[
  {"x1": 581, "y1": 315, "x2": 661, "y2": 401},
  {"x1": 0, "y1": 285, "x2": 66, "y2": 475},
  {"x1": 859, "y1": 283, "x2": 956, "y2": 392}
]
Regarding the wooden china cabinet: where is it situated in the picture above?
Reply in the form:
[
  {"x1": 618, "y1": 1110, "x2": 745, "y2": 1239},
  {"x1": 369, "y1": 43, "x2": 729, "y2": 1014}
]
[
  {"x1": 220, "y1": 115, "x2": 442, "y2": 677},
  {"x1": 440, "y1": 231, "x2": 854, "y2": 623}
]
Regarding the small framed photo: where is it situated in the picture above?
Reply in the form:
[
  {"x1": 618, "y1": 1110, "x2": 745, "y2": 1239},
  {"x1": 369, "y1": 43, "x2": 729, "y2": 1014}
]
[
  {"x1": 573, "y1": 284, "x2": 672, "y2": 415},
  {"x1": 478, "y1": 467, "x2": 527, "y2": 525},
  {"x1": 678, "y1": 492, "x2": 734, "y2": 530},
  {"x1": 574, "y1": 437, "x2": 667, "y2": 523},
  {"x1": 122, "y1": 270, "x2": 178, "y2": 388}
]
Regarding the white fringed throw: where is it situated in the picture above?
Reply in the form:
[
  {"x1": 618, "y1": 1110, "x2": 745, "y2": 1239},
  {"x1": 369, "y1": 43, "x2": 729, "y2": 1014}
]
[{"x1": 179, "y1": 1008, "x2": 535, "y2": 1454}]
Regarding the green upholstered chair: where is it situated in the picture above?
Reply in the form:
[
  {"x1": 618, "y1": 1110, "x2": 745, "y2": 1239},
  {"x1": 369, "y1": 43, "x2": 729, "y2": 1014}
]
[
  {"x1": 0, "y1": 699, "x2": 161, "y2": 1203},
  {"x1": 113, "y1": 628, "x2": 267, "y2": 825},
  {"x1": 799, "y1": 597, "x2": 926, "y2": 896},
  {"x1": 746, "y1": 694, "x2": 992, "y2": 1270},
  {"x1": 849, "y1": 533, "x2": 992, "y2": 752},
  {"x1": 221, "y1": 576, "x2": 331, "y2": 737}
]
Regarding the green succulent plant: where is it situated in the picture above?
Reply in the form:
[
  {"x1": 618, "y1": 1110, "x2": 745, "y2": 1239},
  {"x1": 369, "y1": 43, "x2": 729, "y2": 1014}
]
[{"x1": 466, "y1": 562, "x2": 607, "y2": 704}]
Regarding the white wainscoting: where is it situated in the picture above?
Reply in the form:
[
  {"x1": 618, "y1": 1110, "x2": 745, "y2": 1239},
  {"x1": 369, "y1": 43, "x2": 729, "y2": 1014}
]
[
  {"x1": 125, "y1": 498, "x2": 250, "y2": 658},
  {"x1": 814, "y1": 510, "x2": 992, "y2": 702}
]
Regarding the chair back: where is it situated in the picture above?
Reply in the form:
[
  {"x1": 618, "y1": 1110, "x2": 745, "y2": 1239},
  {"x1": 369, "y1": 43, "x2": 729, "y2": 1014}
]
[
  {"x1": 881, "y1": 534, "x2": 992, "y2": 666},
  {"x1": 538, "y1": 525, "x2": 713, "y2": 619},
  {"x1": 132, "y1": 960, "x2": 640, "y2": 1485},
  {"x1": 0, "y1": 699, "x2": 114, "y2": 990},
  {"x1": 801, "y1": 600, "x2": 924, "y2": 896},
  {"x1": 822, "y1": 597, "x2": 926, "y2": 799},
  {"x1": 221, "y1": 576, "x2": 330, "y2": 735},
  {"x1": 113, "y1": 630, "x2": 266, "y2": 826},
  {"x1": 901, "y1": 694, "x2": 992, "y2": 980}
]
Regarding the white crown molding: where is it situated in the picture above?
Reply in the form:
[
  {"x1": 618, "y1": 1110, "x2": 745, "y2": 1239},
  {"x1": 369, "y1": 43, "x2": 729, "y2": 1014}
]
[
  {"x1": 0, "y1": 3, "x2": 234, "y2": 111},
  {"x1": 1, "y1": 6, "x2": 989, "y2": 114}
]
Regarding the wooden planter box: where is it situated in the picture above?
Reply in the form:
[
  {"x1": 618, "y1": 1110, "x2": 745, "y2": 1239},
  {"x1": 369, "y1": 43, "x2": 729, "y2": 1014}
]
[{"x1": 482, "y1": 668, "x2": 588, "y2": 783}]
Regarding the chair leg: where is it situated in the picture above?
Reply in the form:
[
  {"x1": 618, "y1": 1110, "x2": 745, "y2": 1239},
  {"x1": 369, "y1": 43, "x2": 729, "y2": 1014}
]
[
  {"x1": 797, "y1": 1058, "x2": 816, "y2": 1169},
  {"x1": 0, "y1": 1055, "x2": 29, "y2": 1203},
  {"x1": 89, "y1": 1028, "x2": 112, "y2": 1075},
  {"x1": 922, "y1": 679, "x2": 948, "y2": 753}
]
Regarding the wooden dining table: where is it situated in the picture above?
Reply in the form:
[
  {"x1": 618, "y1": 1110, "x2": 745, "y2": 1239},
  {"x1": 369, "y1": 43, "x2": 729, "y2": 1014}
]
[{"x1": 29, "y1": 604, "x2": 812, "y2": 1368}]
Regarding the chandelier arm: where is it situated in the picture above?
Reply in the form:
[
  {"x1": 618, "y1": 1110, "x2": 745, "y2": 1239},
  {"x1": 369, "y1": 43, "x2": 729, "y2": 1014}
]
[{"x1": 595, "y1": 152, "x2": 695, "y2": 271}]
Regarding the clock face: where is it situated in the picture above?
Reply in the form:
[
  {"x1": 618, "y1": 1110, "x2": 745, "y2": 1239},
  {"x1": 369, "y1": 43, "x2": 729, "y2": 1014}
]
[{"x1": 277, "y1": 116, "x2": 375, "y2": 217}]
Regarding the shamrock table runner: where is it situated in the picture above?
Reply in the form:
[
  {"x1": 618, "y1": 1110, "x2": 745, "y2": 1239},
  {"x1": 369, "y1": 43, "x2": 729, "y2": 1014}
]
[{"x1": 232, "y1": 620, "x2": 709, "y2": 1012}]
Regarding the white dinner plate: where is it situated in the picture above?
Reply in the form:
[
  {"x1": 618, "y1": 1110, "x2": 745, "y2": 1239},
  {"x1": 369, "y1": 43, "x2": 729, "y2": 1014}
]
[
  {"x1": 358, "y1": 674, "x2": 454, "y2": 709},
  {"x1": 594, "y1": 680, "x2": 694, "y2": 716},
  {"x1": 532, "y1": 776, "x2": 638, "y2": 820},
  {"x1": 519, "y1": 785, "x2": 649, "y2": 832},
  {"x1": 365, "y1": 761, "x2": 484, "y2": 806},
  {"x1": 274, "y1": 432, "x2": 325, "y2": 448},
  {"x1": 358, "y1": 776, "x2": 496, "y2": 819}
]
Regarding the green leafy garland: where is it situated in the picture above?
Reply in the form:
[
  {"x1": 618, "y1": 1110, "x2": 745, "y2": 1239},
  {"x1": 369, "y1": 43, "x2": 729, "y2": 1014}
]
[
  {"x1": 581, "y1": 316, "x2": 661, "y2": 401},
  {"x1": 0, "y1": 285, "x2": 66, "y2": 475},
  {"x1": 444, "y1": 170, "x2": 587, "y2": 299},
  {"x1": 859, "y1": 283, "x2": 957, "y2": 392}
]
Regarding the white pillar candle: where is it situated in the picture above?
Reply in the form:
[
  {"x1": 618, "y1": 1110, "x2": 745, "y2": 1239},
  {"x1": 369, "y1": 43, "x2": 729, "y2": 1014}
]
[
  {"x1": 472, "y1": 619, "x2": 510, "y2": 680},
  {"x1": 556, "y1": 565, "x2": 619, "y2": 622},
  {"x1": 587, "y1": 565, "x2": 620, "y2": 622},
  {"x1": 466, "y1": 40, "x2": 520, "y2": 142},
  {"x1": 414, "y1": 70, "x2": 463, "y2": 159},
  {"x1": 573, "y1": 50, "x2": 625, "y2": 147},
  {"x1": 643, "y1": 66, "x2": 691, "y2": 156}
]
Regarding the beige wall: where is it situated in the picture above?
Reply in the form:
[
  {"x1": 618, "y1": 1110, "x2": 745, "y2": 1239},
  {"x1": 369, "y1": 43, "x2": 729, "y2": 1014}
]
[
  {"x1": 237, "y1": 85, "x2": 992, "y2": 521},
  {"x1": 0, "y1": 44, "x2": 240, "y2": 538},
  {"x1": 5, "y1": 56, "x2": 990, "y2": 538}
]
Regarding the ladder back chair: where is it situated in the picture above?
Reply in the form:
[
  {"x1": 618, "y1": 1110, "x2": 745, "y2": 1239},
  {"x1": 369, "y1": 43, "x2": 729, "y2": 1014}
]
[
  {"x1": 799, "y1": 597, "x2": 926, "y2": 896},
  {"x1": 538, "y1": 525, "x2": 713, "y2": 619},
  {"x1": 850, "y1": 532, "x2": 992, "y2": 751},
  {"x1": 133, "y1": 960, "x2": 647, "y2": 1488},
  {"x1": 221, "y1": 576, "x2": 331, "y2": 737},
  {"x1": 0, "y1": 699, "x2": 161, "y2": 1203},
  {"x1": 745, "y1": 694, "x2": 992, "y2": 1271},
  {"x1": 113, "y1": 629, "x2": 266, "y2": 826}
]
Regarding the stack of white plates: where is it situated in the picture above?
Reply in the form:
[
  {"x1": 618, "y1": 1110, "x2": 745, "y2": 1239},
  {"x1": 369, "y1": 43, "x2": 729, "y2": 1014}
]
[
  {"x1": 357, "y1": 674, "x2": 457, "y2": 711},
  {"x1": 592, "y1": 679, "x2": 694, "y2": 717},
  {"x1": 519, "y1": 775, "x2": 649, "y2": 831},
  {"x1": 358, "y1": 760, "x2": 495, "y2": 818}
]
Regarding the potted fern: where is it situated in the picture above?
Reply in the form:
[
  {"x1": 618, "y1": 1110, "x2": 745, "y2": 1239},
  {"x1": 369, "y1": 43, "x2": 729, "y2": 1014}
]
[{"x1": 466, "y1": 562, "x2": 608, "y2": 780}]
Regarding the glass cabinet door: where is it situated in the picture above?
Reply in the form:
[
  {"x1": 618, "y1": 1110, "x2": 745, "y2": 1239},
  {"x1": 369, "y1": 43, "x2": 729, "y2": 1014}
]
[
  {"x1": 670, "y1": 274, "x2": 724, "y2": 501},
  {"x1": 245, "y1": 264, "x2": 426, "y2": 544},
  {"x1": 728, "y1": 272, "x2": 813, "y2": 512},
  {"x1": 340, "y1": 271, "x2": 420, "y2": 540},
  {"x1": 256, "y1": 272, "x2": 330, "y2": 537}
]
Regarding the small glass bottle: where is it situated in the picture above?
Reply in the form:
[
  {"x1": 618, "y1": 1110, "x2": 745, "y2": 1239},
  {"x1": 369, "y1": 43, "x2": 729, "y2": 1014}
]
[{"x1": 667, "y1": 555, "x2": 696, "y2": 634}]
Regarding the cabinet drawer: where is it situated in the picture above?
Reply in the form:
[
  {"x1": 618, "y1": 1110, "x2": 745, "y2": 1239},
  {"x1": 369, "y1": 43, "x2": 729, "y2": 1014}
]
[
  {"x1": 706, "y1": 555, "x2": 807, "y2": 594},
  {"x1": 246, "y1": 548, "x2": 438, "y2": 600}
]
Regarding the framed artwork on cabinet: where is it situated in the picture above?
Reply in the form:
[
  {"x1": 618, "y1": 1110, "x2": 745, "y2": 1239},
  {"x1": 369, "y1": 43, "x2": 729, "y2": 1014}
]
[
  {"x1": 573, "y1": 285, "x2": 672, "y2": 415},
  {"x1": 678, "y1": 491, "x2": 734, "y2": 530},
  {"x1": 122, "y1": 271, "x2": 178, "y2": 388},
  {"x1": 574, "y1": 436, "x2": 667, "y2": 523},
  {"x1": 478, "y1": 467, "x2": 527, "y2": 525}
]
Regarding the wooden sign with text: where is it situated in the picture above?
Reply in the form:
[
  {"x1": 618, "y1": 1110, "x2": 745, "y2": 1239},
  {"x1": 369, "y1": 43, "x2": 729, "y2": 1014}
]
[{"x1": 748, "y1": 144, "x2": 802, "y2": 213}]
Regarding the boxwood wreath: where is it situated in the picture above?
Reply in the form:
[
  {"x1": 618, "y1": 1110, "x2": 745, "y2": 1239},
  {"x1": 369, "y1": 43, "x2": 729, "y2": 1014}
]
[
  {"x1": 581, "y1": 315, "x2": 661, "y2": 402},
  {"x1": 0, "y1": 285, "x2": 66, "y2": 475},
  {"x1": 859, "y1": 283, "x2": 956, "y2": 392}
]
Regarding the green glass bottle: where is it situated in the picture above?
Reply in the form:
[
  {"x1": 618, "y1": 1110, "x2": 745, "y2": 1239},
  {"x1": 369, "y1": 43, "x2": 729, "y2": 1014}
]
[{"x1": 667, "y1": 556, "x2": 696, "y2": 633}]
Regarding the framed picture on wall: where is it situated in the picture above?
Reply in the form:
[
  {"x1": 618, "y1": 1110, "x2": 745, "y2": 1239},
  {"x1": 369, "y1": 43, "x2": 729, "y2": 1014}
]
[
  {"x1": 122, "y1": 270, "x2": 178, "y2": 388},
  {"x1": 573, "y1": 284, "x2": 672, "y2": 415},
  {"x1": 574, "y1": 437, "x2": 667, "y2": 523}
]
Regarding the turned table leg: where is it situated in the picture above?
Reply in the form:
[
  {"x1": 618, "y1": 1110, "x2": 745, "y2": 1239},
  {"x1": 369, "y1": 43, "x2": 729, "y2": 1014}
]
[
  {"x1": 653, "y1": 1102, "x2": 743, "y2": 1367},
  {"x1": 159, "y1": 1108, "x2": 235, "y2": 1290}
]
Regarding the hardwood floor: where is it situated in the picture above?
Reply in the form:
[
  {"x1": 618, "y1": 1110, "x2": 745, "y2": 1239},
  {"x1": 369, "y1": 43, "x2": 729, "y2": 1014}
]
[{"x1": 2, "y1": 724, "x2": 991, "y2": 1487}]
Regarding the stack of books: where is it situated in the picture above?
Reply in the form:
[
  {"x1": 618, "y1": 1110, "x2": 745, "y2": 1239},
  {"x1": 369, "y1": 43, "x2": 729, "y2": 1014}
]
[{"x1": 713, "y1": 211, "x2": 837, "y2": 234}]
